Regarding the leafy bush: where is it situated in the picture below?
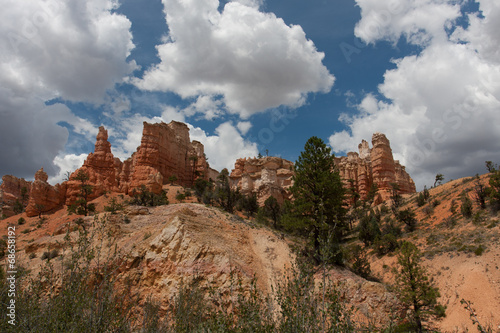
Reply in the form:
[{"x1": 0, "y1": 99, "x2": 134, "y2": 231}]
[
  {"x1": 129, "y1": 185, "x2": 169, "y2": 207},
  {"x1": 175, "y1": 192, "x2": 186, "y2": 202},
  {"x1": 474, "y1": 245, "x2": 485, "y2": 256},
  {"x1": 358, "y1": 213, "x2": 381, "y2": 246},
  {"x1": 17, "y1": 217, "x2": 26, "y2": 225},
  {"x1": 103, "y1": 197, "x2": 124, "y2": 214},
  {"x1": 397, "y1": 208, "x2": 418, "y2": 232},
  {"x1": 0, "y1": 215, "x2": 134, "y2": 332},
  {"x1": 374, "y1": 233, "x2": 399, "y2": 255}
]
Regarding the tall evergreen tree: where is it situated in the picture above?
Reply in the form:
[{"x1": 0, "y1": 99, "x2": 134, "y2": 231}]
[
  {"x1": 215, "y1": 168, "x2": 238, "y2": 213},
  {"x1": 286, "y1": 136, "x2": 346, "y2": 263},
  {"x1": 70, "y1": 170, "x2": 95, "y2": 216}
]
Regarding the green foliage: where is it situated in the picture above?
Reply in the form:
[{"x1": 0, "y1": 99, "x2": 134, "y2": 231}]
[
  {"x1": 13, "y1": 199, "x2": 23, "y2": 214},
  {"x1": 129, "y1": 185, "x2": 169, "y2": 206},
  {"x1": 485, "y1": 161, "x2": 497, "y2": 173},
  {"x1": 397, "y1": 208, "x2": 418, "y2": 232},
  {"x1": 103, "y1": 197, "x2": 124, "y2": 214},
  {"x1": 374, "y1": 233, "x2": 399, "y2": 256},
  {"x1": 0, "y1": 238, "x2": 6, "y2": 258},
  {"x1": 215, "y1": 168, "x2": 240, "y2": 213},
  {"x1": 20, "y1": 186, "x2": 28, "y2": 204},
  {"x1": 237, "y1": 193, "x2": 259, "y2": 218},
  {"x1": 372, "y1": 217, "x2": 402, "y2": 256},
  {"x1": 474, "y1": 244, "x2": 485, "y2": 256},
  {"x1": 358, "y1": 212, "x2": 381, "y2": 246},
  {"x1": 0, "y1": 215, "x2": 135, "y2": 332},
  {"x1": 461, "y1": 299, "x2": 497, "y2": 333},
  {"x1": 423, "y1": 186, "x2": 430, "y2": 201},
  {"x1": 176, "y1": 192, "x2": 186, "y2": 202},
  {"x1": 460, "y1": 194, "x2": 474, "y2": 218},
  {"x1": 168, "y1": 174, "x2": 178, "y2": 185},
  {"x1": 263, "y1": 196, "x2": 282, "y2": 229},
  {"x1": 390, "y1": 183, "x2": 402, "y2": 211},
  {"x1": 349, "y1": 245, "x2": 372, "y2": 279},
  {"x1": 17, "y1": 217, "x2": 26, "y2": 225},
  {"x1": 70, "y1": 169, "x2": 94, "y2": 216},
  {"x1": 274, "y1": 259, "x2": 355, "y2": 332},
  {"x1": 434, "y1": 173, "x2": 444, "y2": 187},
  {"x1": 365, "y1": 182, "x2": 379, "y2": 205},
  {"x1": 35, "y1": 203, "x2": 46, "y2": 218},
  {"x1": 416, "y1": 193, "x2": 426, "y2": 207},
  {"x1": 488, "y1": 168, "x2": 500, "y2": 213},
  {"x1": 472, "y1": 177, "x2": 488, "y2": 210},
  {"x1": 394, "y1": 241, "x2": 443, "y2": 332},
  {"x1": 346, "y1": 179, "x2": 360, "y2": 207},
  {"x1": 285, "y1": 136, "x2": 347, "y2": 263}
]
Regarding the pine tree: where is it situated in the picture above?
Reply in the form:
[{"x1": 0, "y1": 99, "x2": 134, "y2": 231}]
[
  {"x1": 394, "y1": 241, "x2": 443, "y2": 332},
  {"x1": 72, "y1": 170, "x2": 95, "y2": 216},
  {"x1": 286, "y1": 136, "x2": 346, "y2": 264},
  {"x1": 264, "y1": 196, "x2": 281, "y2": 229}
]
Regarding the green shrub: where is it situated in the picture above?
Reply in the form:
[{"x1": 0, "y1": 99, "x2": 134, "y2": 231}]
[
  {"x1": 350, "y1": 245, "x2": 371, "y2": 279},
  {"x1": 374, "y1": 233, "x2": 399, "y2": 255},
  {"x1": 175, "y1": 192, "x2": 186, "y2": 202},
  {"x1": 397, "y1": 208, "x2": 418, "y2": 232},
  {"x1": 0, "y1": 239, "x2": 6, "y2": 258},
  {"x1": 416, "y1": 193, "x2": 426, "y2": 207},
  {"x1": 461, "y1": 195, "x2": 473, "y2": 218},
  {"x1": 129, "y1": 185, "x2": 169, "y2": 207},
  {"x1": 474, "y1": 245, "x2": 485, "y2": 256},
  {"x1": 17, "y1": 217, "x2": 26, "y2": 225},
  {"x1": 104, "y1": 197, "x2": 124, "y2": 214}
]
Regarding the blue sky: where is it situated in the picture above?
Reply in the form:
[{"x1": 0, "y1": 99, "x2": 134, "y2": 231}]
[{"x1": 1, "y1": 0, "x2": 499, "y2": 190}]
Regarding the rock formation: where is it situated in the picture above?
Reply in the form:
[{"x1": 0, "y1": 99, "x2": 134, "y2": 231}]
[
  {"x1": 64, "y1": 121, "x2": 214, "y2": 204},
  {"x1": 229, "y1": 133, "x2": 416, "y2": 207},
  {"x1": 1, "y1": 121, "x2": 216, "y2": 215},
  {"x1": 335, "y1": 133, "x2": 416, "y2": 203},
  {"x1": 125, "y1": 121, "x2": 211, "y2": 192},
  {"x1": 25, "y1": 168, "x2": 66, "y2": 217},
  {"x1": 0, "y1": 175, "x2": 31, "y2": 217},
  {"x1": 229, "y1": 156, "x2": 294, "y2": 206},
  {"x1": 65, "y1": 126, "x2": 120, "y2": 204}
]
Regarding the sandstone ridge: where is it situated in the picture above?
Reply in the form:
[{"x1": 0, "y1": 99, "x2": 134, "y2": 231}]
[
  {"x1": 228, "y1": 133, "x2": 416, "y2": 207},
  {"x1": 335, "y1": 132, "x2": 416, "y2": 203},
  {"x1": 1, "y1": 121, "x2": 217, "y2": 217},
  {"x1": 229, "y1": 156, "x2": 294, "y2": 206}
]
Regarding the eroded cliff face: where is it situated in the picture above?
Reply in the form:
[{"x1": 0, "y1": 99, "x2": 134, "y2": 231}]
[
  {"x1": 335, "y1": 133, "x2": 416, "y2": 203},
  {"x1": 66, "y1": 126, "x2": 120, "y2": 205},
  {"x1": 12, "y1": 203, "x2": 402, "y2": 328},
  {"x1": 229, "y1": 133, "x2": 416, "y2": 207},
  {"x1": 26, "y1": 168, "x2": 66, "y2": 217},
  {"x1": 126, "y1": 122, "x2": 210, "y2": 192},
  {"x1": 0, "y1": 175, "x2": 31, "y2": 217},
  {"x1": 1, "y1": 121, "x2": 215, "y2": 215},
  {"x1": 229, "y1": 156, "x2": 294, "y2": 206}
]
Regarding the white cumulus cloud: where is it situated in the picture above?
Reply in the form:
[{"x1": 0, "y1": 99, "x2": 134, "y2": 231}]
[
  {"x1": 0, "y1": 0, "x2": 136, "y2": 179},
  {"x1": 330, "y1": 0, "x2": 500, "y2": 189},
  {"x1": 134, "y1": 0, "x2": 334, "y2": 118}
]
